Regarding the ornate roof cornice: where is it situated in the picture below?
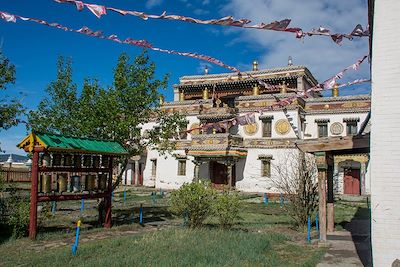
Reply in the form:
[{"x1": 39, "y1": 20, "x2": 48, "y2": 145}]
[
  {"x1": 235, "y1": 93, "x2": 298, "y2": 101},
  {"x1": 162, "y1": 99, "x2": 213, "y2": 106},
  {"x1": 304, "y1": 94, "x2": 371, "y2": 103},
  {"x1": 305, "y1": 109, "x2": 370, "y2": 115}
]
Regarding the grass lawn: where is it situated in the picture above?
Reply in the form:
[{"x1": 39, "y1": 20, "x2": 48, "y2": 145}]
[
  {"x1": 0, "y1": 188, "x2": 368, "y2": 266},
  {"x1": 0, "y1": 228, "x2": 324, "y2": 267}
]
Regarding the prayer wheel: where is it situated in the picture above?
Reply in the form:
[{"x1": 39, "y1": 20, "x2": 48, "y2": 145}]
[
  {"x1": 101, "y1": 156, "x2": 109, "y2": 168},
  {"x1": 42, "y1": 174, "x2": 52, "y2": 193},
  {"x1": 38, "y1": 176, "x2": 42, "y2": 193},
  {"x1": 70, "y1": 175, "x2": 81, "y2": 192},
  {"x1": 83, "y1": 155, "x2": 92, "y2": 167},
  {"x1": 86, "y1": 175, "x2": 96, "y2": 191},
  {"x1": 42, "y1": 154, "x2": 51, "y2": 167},
  {"x1": 98, "y1": 174, "x2": 107, "y2": 191},
  {"x1": 52, "y1": 153, "x2": 62, "y2": 166},
  {"x1": 92, "y1": 156, "x2": 100, "y2": 168},
  {"x1": 57, "y1": 173, "x2": 68, "y2": 193},
  {"x1": 64, "y1": 154, "x2": 73, "y2": 166},
  {"x1": 74, "y1": 154, "x2": 82, "y2": 168}
]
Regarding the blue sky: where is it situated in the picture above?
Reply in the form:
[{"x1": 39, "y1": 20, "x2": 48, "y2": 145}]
[{"x1": 0, "y1": 0, "x2": 370, "y2": 155}]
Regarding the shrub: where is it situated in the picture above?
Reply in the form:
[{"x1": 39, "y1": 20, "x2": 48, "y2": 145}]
[
  {"x1": 8, "y1": 199, "x2": 30, "y2": 238},
  {"x1": 0, "y1": 182, "x2": 30, "y2": 238},
  {"x1": 212, "y1": 192, "x2": 241, "y2": 229},
  {"x1": 168, "y1": 181, "x2": 214, "y2": 228}
]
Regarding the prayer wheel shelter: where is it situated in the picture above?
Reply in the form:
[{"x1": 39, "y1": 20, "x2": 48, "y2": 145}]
[
  {"x1": 17, "y1": 131, "x2": 129, "y2": 240},
  {"x1": 295, "y1": 133, "x2": 370, "y2": 242}
]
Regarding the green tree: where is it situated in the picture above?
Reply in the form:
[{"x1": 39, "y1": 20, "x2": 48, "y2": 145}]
[
  {"x1": 28, "y1": 51, "x2": 187, "y2": 186},
  {"x1": 0, "y1": 51, "x2": 24, "y2": 151}
]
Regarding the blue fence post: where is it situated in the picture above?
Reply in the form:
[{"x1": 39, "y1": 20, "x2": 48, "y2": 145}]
[
  {"x1": 263, "y1": 193, "x2": 269, "y2": 205},
  {"x1": 123, "y1": 189, "x2": 127, "y2": 204},
  {"x1": 80, "y1": 198, "x2": 84, "y2": 212},
  {"x1": 280, "y1": 193, "x2": 284, "y2": 207},
  {"x1": 316, "y1": 214, "x2": 319, "y2": 238},
  {"x1": 139, "y1": 204, "x2": 143, "y2": 225},
  {"x1": 72, "y1": 220, "x2": 81, "y2": 255},
  {"x1": 307, "y1": 217, "x2": 311, "y2": 243},
  {"x1": 51, "y1": 201, "x2": 57, "y2": 214}
]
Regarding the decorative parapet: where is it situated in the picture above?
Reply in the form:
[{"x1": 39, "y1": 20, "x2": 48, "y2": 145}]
[
  {"x1": 197, "y1": 107, "x2": 238, "y2": 122},
  {"x1": 305, "y1": 94, "x2": 371, "y2": 114},
  {"x1": 191, "y1": 133, "x2": 243, "y2": 147},
  {"x1": 243, "y1": 138, "x2": 297, "y2": 148}
]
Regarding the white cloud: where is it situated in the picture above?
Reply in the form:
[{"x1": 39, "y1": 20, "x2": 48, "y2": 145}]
[
  {"x1": 222, "y1": 0, "x2": 370, "y2": 86},
  {"x1": 145, "y1": 0, "x2": 163, "y2": 9},
  {"x1": 193, "y1": 8, "x2": 210, "y2": 16}
]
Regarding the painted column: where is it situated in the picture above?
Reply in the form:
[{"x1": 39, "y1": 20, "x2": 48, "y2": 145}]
[
  {"x1": 134, "y1": 160, "x2": 139, "y2": 186},
  {"x1": 360, "y1": 161, "x2": 366, "y2": 195},
  {"x1": 316, "y1": 152, "x2": 327, "y2": 242},
  {"x1": 28, "y1": 149, "x2": 40, "y2": 240},
  {"x1": 333, "y1": 161, "x2": 339, "y2": 194},
  {"x1": 226, "y1": 163, "x2": 233, "y2": 189},
  {"x1": 193, "y1": 160, "x2": 200, "y2": 182}
]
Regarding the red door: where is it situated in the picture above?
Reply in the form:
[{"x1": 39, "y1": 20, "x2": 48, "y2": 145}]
[
  {"x1": 211, "y1": 162, "x2": 228, "y2": 189},
  {"x1": 344, "y1": 169, "x2": 360, "y2": 195}
]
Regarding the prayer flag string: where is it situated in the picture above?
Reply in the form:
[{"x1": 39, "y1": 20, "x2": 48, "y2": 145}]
[
  {"x1": 54, "y1": 0, "x2": 369, "y2": 45},
  {"x1": 0, "y1": 11, "x2": 239, "y2": 72}
]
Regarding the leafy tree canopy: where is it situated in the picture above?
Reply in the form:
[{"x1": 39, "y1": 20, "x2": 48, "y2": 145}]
[
  {"x1": 0, "y1": 51, "x2": 21, "y2": 129},
  {"x1": 0, "y1": 51, "x2": 24, "y2": 151},
  {"x1": 28, "y1": 51, "x2": 187, "y2": 158}
]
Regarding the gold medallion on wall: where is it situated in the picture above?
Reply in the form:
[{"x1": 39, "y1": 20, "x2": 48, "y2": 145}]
[
  {"x1": 330, "y1": 122, "x2": 344, "y2": 135},
  {"x1": 243, "y1": 123, "x2": 259, "y2": 136},
  {"x1": 189, "y1": 123, "x2": 200, "y2": 135},
  {"x1": 275, "y1": 119, "x2": 291, "y2": 135}
]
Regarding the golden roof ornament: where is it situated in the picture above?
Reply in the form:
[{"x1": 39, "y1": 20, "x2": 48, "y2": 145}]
[
  {"x1": 203, "y1": 87, "x2": 209, "y2": 100},
  {"x1": 252, "y1": 84, "x2": 260, "y2": 95},
  {"x1": 332, "y1": 83, "x2": 339, "y2": 97},
  {"x1": 253, "y1": 60, "x2": 259, "y2": 71}
]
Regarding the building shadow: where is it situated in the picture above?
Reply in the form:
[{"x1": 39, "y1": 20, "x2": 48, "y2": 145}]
[{"x1": 340, "y1": 206, "x2": 372, "y2": 267}]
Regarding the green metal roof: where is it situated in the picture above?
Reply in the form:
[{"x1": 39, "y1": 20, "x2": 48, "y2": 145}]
[{"x1": 18, "y1": 132, "x2": 129, "y2": 155}]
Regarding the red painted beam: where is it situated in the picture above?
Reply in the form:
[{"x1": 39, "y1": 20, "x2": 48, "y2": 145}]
[{"x1": 104, "y1": 157, "x2": 113, "y2": 228}]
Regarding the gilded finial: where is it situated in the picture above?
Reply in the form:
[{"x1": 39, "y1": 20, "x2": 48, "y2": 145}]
[
  {"x1": 252, "y1": 60, "x2": 258, "y2": 71},
  {"x1": 332, "y1": 83, "x2": 339, "y2": 97},
  {"x1": 252, "y1": 84, "x2": 260, "y2": 95}
]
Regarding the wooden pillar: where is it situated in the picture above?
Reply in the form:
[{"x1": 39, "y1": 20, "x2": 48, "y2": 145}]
[
  {"x1": 316, "y1": 152, "x2": 327, "y2": 242},
  {"x1": 327, "y1": 157, "x2": 335, "y2": 233},
  {"x1": 104, "y1": 156, "x2": 113, "y2": 228},
  {"x1": 28, "y1": 150, "x2": 40, "y2": 240}
]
